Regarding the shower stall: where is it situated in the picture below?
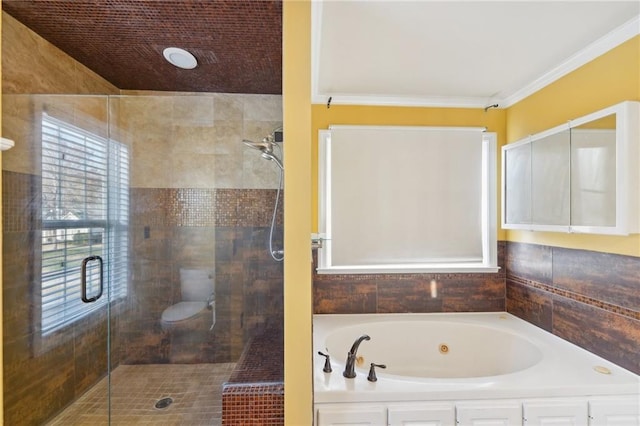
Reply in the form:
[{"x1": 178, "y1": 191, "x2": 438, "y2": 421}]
[{"x1": 2, "y1": 93, "x2": 284, "y2": 425}]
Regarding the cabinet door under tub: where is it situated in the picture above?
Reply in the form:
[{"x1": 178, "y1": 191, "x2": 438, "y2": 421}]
[
  {"x1": 388, "y1": 402, "x2": 456, "y2": 426},
  {"x1": 456, "y1": 400, "x2": 522, "y2": 425},
  {"x1": 523, "y1": 398, "x2": 589, "y2": 425},
  {"x1": 589, "y1": 396, "x2": 640, "y2": 426},
  {"x1": 316, "y1": 404, "x2": 386, "y2": 426}
]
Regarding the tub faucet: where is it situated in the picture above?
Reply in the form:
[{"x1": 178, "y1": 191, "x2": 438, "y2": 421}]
[{"x1": 343, "y1": 334, "x2": 370, "y2": 378}]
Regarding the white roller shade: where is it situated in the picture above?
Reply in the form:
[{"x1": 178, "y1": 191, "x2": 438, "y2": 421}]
[{"x1": 318, "y1": 125, "x2": 496, "y2": 273}]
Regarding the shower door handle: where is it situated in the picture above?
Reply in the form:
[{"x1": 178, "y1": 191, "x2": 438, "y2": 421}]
[{"x1": 81, "y1": 255, "x2": 104, "y2": 303}]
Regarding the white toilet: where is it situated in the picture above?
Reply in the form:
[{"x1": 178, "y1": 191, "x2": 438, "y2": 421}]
[{"x1": 161, "y1": 268, "x2": 215, "y2": 331}]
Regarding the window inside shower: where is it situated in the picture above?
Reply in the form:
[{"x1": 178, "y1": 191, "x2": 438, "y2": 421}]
[{"x1": 40, "y1": 113, "x2": 129, "y2": 336}]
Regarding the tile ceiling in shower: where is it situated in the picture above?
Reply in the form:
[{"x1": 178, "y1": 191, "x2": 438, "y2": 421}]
[{"x1": 2, "y1": 0, "x2": 282, "y2": 94}]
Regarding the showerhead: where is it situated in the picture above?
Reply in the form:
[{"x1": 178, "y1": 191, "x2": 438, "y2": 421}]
[{"x1": 242, "y1": 139, "x2": 272, "y2": 152}]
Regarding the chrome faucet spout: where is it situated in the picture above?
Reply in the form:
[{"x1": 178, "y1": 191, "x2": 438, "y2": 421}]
[{"x1": 343, "y1": 334, "x2": 370, "y2": 378}]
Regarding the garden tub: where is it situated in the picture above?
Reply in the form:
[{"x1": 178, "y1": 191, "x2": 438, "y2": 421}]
[{"x1": 313, "y1": 312, "x2": 639, "y2": 404}]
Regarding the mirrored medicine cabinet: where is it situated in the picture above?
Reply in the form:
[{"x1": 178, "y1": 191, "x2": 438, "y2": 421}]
[{"x1": 502, "y1": 101, "x2": 640, "y2": 235}]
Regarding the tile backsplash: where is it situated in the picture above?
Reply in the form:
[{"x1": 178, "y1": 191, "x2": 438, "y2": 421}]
[
  {"x1": 506, "y1": 242, "x2": 639, "y2": 374},
  {"x1": 312, "y1": 241, "x2": 507, "y2": 314}
]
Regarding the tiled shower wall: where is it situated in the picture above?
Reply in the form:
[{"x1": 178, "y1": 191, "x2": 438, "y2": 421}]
[
  {"x1": 122, "y1": 186, "x2": 284, "y2": 364},
  {"x1": 115, "y1": 93, "x2": 284, "y2": 364}
]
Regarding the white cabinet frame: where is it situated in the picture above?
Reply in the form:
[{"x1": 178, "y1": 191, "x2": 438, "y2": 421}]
[{"x1": 502, "y1": 101, "x2": 640, "y2": 235}]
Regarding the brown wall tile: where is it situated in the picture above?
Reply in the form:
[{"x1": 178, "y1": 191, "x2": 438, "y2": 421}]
[
  {"x1": 552, "y1": 296, "x2": 640, "y2": 374},
  {"x1": 506, "y1": 241, "x2": 552, "y2": 284},
  {"x1": 497, "y1": 240, "x2": 507, "y2": 271},
  {"x1": 121, "y1": 187, "x2": 284, "y2": 365},
  {"x1": 506, "y1": 279, "x2": 552, "y2": 332},
  {"x1": 552, "y1": 247, "x2": 640, "y2": 312},
  {"x1": 506, "y1": 241, "x2": 640, "y2": 376},
  {"x1": 313, "y1": 280, "x2": 377, "y2": 314},
  {"x1": 312, "y1": 249, "x2": 506, "y2": 315},
  {"x1": 441, "y1": 276, "x2": 505, "y2": 312},
  {"x1": 377, "y1": 278, "x2": 443, "y2": 313}
]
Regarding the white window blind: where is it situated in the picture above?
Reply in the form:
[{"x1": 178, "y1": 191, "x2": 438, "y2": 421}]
[
  {"x1": 318, "y1": 125, "x2": 497, "y2": 273},
  {"x1": 41, "y1": 114, "x2": 129, "y2": 336}
]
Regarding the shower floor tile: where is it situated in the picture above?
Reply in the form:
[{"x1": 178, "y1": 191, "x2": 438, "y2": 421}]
[{"x1": 47, "y1": 363, "x2": 236, "y2": 426}]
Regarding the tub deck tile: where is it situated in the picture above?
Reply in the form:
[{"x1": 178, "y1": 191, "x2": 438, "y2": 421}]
[{"x1": 222, "y1": 328, "x2": 284, "y2": 425}]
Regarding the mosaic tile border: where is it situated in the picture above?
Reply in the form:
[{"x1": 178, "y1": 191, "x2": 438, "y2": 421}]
[
  {"x1": 6, "y1": 172, "x2": 283, "y2": 230},
  {"x1": 508, "y1": 275, "x2": 640, "y2": 321},
  {"x1": 131, "y1": 187, "x2": 282, "y2": 228}
]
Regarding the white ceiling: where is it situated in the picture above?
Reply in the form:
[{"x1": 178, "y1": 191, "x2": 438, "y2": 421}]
[{"x1": 312, "y1": 1, "x2": 640, "y2": 108}]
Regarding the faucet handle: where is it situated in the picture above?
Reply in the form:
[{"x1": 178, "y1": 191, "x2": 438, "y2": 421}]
[
  {"x1": 317, "y1": 351, "x2": 332, "y2": 373},
  {"x1": 367, "y1": 363, "x2": 386, "y2": 382}
]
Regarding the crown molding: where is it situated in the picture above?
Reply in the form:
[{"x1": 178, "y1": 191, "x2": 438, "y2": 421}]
[
  {"x1": 312, "y1": 93, "x2": 500, "y2": 109},
  {"x1": 501, "y1": 14, "x2": 640, "y2": 108}
]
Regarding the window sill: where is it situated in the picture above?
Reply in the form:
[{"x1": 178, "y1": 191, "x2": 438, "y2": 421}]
[{"x1": 316, "y1": 264, "x2": 501, "y2": 274}]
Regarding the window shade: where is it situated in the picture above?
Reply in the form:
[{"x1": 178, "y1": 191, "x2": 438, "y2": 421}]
[
  {"x1": 41, "y1": 114, "x2": 129, "y2": 336},
  {"x1": 319, "y1": 125, "x2": 493, "y2": 272}
]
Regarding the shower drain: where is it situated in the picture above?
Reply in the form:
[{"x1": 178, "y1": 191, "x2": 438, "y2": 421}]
[{"x1": 154, "y1": 397, "x2": 174, "y2": 410}]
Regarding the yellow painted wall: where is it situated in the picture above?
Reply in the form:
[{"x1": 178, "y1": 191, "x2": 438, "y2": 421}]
[
  {"x1": 507, "y1": 37, "x2": 640, "y2": 140},
  {"x1": 283, "y1": 1, "x2": 313, "y2": 424},
  {"x1": 1, "y1": 3, "x2": 4, "y2": 424},
  {"x1": 311, "y1": 105, "x2": 507, "y2": 239},
  {"x1": 506, "y1": 35, "x2": 640, "y2": 256}
]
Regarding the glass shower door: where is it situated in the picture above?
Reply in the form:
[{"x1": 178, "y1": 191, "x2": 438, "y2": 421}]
[{"x1": 2, "y1": 94, "x2": 118, "y2": 425}]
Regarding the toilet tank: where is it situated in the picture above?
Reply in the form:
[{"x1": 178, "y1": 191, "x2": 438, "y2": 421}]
[{"x1": 179, "y1": 268, "x2": 214, "y2": 301}]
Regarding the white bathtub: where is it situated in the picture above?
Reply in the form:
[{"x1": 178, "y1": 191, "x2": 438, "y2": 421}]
[{"x1": 313, "y1": 312, "x2": 640, "y2": 404}]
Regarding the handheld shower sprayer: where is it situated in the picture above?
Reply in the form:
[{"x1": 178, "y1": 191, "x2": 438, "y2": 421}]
[
  {"x1": 262, "y1": 152, "x2": 283, "y2": 170},
  {"x1": 241, "y1": 128, "x2": 285, "y2": 261}
]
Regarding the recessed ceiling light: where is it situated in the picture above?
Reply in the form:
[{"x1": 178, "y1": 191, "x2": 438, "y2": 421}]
[{"x1": 163, "y1": 47, "x2": 198, "y2": 70}]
